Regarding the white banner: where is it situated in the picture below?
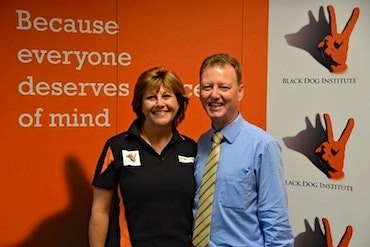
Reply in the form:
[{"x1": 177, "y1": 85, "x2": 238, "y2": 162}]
[{"x1": 268, "y1": 0, "x2": 370, "y2": 246}]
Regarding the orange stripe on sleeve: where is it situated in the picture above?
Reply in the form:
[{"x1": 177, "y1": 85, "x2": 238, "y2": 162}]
[{"x1": 101, "y1": 146, "x2": 114, "y2": 174}]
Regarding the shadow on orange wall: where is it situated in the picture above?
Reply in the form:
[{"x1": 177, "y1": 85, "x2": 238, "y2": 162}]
[{"x1": 12, "y1": 156, "x2": 91, "y2": 247}]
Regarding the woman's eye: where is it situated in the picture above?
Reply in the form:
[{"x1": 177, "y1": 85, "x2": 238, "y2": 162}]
[
  {"x1": 162, "y1": 94, "x2": 173, "y2": 98},
  {"x1": 146, "y1": 95, "x2": 156, "y2": 100}
]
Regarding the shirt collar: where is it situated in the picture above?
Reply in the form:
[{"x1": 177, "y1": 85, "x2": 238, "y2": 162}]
[
  {"x1": 212, "y1": 113, "x2": 244, "y2": 144},
  {"x1": 127, "y1": 119, "x2": 182, "y2": 143}
]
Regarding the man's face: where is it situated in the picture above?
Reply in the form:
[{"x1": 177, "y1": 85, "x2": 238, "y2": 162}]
[{"x1": 199, "y1": 64, "x2": 243, "y2": 130}]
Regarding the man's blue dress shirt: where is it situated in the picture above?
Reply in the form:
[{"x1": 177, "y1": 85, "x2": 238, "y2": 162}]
[{"x1": 194, "y1": 114, "x2": 294, "y2": 246}]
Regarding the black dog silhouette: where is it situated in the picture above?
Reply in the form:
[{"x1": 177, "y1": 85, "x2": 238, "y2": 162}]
[
  {"x1": 285, "y1": 6, "x2": 331, "y2": 69},
  {"x1": 283, "y1": 114, "x2": 331, "y2": 177}
]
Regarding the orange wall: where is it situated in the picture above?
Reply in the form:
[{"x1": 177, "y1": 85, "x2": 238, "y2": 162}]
[{"x1": 0, "y1": 0, "x2": 267, "y2": 246}]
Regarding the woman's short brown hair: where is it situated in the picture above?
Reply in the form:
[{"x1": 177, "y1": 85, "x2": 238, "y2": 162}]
[{"x1": 132, "y1": 67, "x2": 189, "y2": 127}]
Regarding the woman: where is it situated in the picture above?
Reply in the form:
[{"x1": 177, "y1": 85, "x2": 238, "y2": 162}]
[{"x1": 89, "y1": 67, "x2": 196, "y2": 247}]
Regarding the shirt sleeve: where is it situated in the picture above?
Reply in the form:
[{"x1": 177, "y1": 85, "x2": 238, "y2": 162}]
[
  {"x1": 257, "y1": 140, "x2": 294, "y2": 246},
  {"x1": 92, "y1": 141, "x2": 119, "y2": 190}
]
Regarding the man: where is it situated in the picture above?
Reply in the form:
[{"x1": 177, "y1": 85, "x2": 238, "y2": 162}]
[{"x1": 193, "y1": 53, "x2": 294, "y2": 246}]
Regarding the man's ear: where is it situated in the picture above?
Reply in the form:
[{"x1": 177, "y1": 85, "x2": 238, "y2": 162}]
[{"x1": 238, "y1": 83, "x2": 244, "y2": 101}]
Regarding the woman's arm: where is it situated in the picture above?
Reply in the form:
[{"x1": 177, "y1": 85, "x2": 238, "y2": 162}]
[{"x1": 89, "y1": 187, "x2": 114, "y2": 247}]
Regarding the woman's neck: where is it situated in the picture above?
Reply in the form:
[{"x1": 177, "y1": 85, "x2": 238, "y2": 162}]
[{"x1": 140, "y1": 124, "x2": 173, "y2": 154}]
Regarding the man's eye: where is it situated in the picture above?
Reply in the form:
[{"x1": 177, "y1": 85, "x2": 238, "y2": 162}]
[{"x1": 202, "y1": 85, "x2": 212, "y2": 91}]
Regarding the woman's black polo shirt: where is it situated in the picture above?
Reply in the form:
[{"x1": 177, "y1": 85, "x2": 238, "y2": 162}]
[{"x1": 92, "y1": 121, "x2": 196, "y2": 247}]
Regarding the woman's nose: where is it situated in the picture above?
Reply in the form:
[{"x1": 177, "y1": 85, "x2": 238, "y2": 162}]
[{"x1": 156, "y1": 96, "x2": 165, "y2": 106}]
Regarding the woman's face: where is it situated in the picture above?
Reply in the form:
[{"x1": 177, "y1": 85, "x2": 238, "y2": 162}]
[{"x1": 141, "y1": 85, "x2": 179, "y2": 128}]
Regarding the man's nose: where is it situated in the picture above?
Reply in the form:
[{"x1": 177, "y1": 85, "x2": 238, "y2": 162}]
[{"x1": 210, "y1": 87, "x2": 220, "y2": 98}]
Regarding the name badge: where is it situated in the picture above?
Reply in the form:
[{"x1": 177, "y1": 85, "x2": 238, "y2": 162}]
[
  {"x1": 178, "y1": 155, "x2": 195, "y2": 164},
  {"x1": 122, "y1": 150, "x2": 141, "y2": 166}
]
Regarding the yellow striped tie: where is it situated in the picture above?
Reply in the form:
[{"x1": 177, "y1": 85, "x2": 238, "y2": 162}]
[{"x1": 193, "y1": 132, "x2": 223, "y2": 247}]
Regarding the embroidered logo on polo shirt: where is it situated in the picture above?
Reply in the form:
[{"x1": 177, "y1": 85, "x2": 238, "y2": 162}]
[
  {"x1": 122, "y1": 150, "x2": 141, "y2": 166},
  {"x1": 178, "y1": 155, "x2": 195, "y2": 164}
]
